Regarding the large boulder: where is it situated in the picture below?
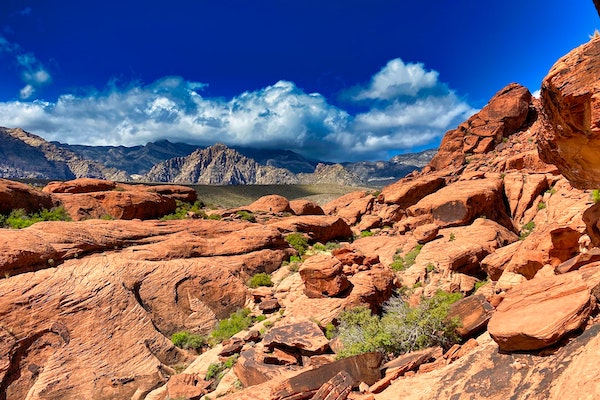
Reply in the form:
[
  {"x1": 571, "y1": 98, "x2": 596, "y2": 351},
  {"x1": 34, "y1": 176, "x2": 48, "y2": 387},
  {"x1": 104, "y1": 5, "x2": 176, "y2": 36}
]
[
  {"x1": 43, "y1": 178, "x2": 117, "y2": 194},
  {"x1": 299, "y1": 254, "x2": 351, "y2": 298},
  {"x1": 268, "y1": 216, "x2": 353, "y2": 243},
  {"x1": 538, "y1": 36, "x2": 600, "y2": 189},
  {"x1": 488, "y1": 271, "x2": 595, "y2": 351},
  {"x1": 381, "y1": 174, "x2": 446, "y2": 208},
  {"x1": 406, "y1": 177, "x2": 513, "y2": 230},
  {"x1": 0, "y1": 179, "x2": 53, "y2": 214},
  {"x1": 245, "y1": 194, "x2": 293, "y2": 214}
]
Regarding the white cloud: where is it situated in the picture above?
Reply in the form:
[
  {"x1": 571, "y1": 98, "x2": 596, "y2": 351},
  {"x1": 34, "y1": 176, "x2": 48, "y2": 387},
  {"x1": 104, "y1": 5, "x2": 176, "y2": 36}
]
[
  {"x1": 352, "y1": 58, "x2": 439, "y2": 100},
  {"x1": 0, "y1": 35, "x2": 52, "y2": 99},
  {"x1": 0, "y1": 58, "x2": 476, "y2": 162}
]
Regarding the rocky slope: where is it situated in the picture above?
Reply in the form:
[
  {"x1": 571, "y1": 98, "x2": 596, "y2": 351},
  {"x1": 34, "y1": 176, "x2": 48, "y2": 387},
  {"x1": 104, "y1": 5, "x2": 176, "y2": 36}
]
[
  {"x1": 1, "y1": 33, "x2": 600, "y2": 400},
  {"x1": 0, "y1": 127, "x2": 129, "y2": 181}
]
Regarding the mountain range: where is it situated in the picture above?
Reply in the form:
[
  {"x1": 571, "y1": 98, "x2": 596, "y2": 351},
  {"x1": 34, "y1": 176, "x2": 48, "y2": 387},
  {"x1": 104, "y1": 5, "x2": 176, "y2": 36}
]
[{"x1": 0, "y1": 126, "x2": 435, "y2": 186}]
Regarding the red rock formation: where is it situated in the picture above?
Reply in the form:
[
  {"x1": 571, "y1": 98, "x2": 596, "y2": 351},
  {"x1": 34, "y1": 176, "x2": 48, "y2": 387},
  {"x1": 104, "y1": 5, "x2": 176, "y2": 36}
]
[
  {"x1": 299, "y1": 255, "x2": 351, "y2": 298},
  {"x1": 538, "y1": 37, "x2": 600, "y2": 189},
  {"x1": 0, "y1": 179, "x2": 53, "y2": 214},
  {"x1": 428, "y1": 83, "x2": 532, "y2": 172}
]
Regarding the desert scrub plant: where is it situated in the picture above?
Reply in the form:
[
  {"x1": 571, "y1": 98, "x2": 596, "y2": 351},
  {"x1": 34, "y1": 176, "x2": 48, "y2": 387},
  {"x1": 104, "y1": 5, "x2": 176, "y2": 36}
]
[
  {"x1": 285, "y1": 232, "x2": 309, "y2": 256},
  {"x1": 0, "y1": 206, "x2": 71, "y2": 229},
  {"x1": 236, "y1": 210, "x2": 256, "y2": 222},
  {"x1": 537, "y1": 201, "x2": 546, "y2": 210},
  {"x1": 449, "y1": 233, "x2": 456, "y2": 242},
  {"x1": 360, "y1": 230, "x2": 374, "y2": 237},
  {"x1": 592, "y1": 189, "x2": 600, "y2": 203},
  {"x1": 209, "y1": 308, "x2": 254, "y2": 345},
  {"x1": 161, "y1": 200, "x2": 205, "y2": 220},
  {"x1": 390, "y1": 244, "x2": 424, "y2": 271},
  {"x1": 520, "y1": 221, "x2": 535, "y2": 240},
  {"x1": 171, "y1": 331, "x2": 206, "y2": 350},
  {"x1": 336, "y1": 290, "x2": 462, "y2": 358},
  {"x1": 247, "y1": 272, "x2": 273, "y2": 288}
]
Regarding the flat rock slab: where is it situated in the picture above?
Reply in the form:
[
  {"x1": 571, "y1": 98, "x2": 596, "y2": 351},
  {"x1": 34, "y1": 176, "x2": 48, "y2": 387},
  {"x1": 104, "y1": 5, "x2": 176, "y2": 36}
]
[
  {"x1": 263, "y1": 321, "x2": 329, "y2": 355},
  {"x1": 448, "y1": 294, "x2": 494, "y2": 338},
  {"x1": 488, "y1": 271, "x2": 593, "y2": 351}
]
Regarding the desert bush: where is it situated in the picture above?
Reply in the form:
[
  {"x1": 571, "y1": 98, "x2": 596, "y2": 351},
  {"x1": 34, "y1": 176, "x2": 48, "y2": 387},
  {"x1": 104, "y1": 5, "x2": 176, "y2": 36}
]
[
  {"x1": 0, "y1": 206, "x2": 71, "y2": 229},
  {"x1": 285, "y1": 233, "x2": 309, "y2": 256},
  {"x1": 247, "y1": 272, "x2": 273, "y2": 288},
  {"x1": 171, "y1": 331, "x2": 206, "y2": 350},
  {"x1": 360, "y1": 230, "x2": 374, "y2": 237},
  {"x1": 206, "y1": 362, "x2": 226, "y2": 380},
  {"x1": 210, "y1": 308, "x2": 253, "y2": 344},
  {"x1": 390, "y1": 245, "x2": 422, "y2": 272},
  {"x1": 161, "y1": 200, "x2": 205, "y2": 220},
  {"x1": 592, "y1": 189, "x2": 600, "y2": 203},
  {"x1": 520, "y1": 221, "x2": 535, "y2": 240},
  {"x1": 236, "y1": 210, "x2": 256, "y2": 222},
  {"x1": 336, "y1": 290, "x2": 462, "y2": 358}
]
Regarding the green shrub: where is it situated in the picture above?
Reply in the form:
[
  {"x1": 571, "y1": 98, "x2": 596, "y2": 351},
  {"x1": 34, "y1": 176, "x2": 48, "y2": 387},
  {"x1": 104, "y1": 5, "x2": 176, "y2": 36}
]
[
  {"x1": 161, "y1": 200, "x2": 206, "y2": 220},
  {"x1": 391, "y1": 245, "x2": 422, "y2": 272},
  {"x1": 207, "y1": 213, "x2": 222, "y2": 220},
  {"x1": 520, "y1": 221, "x2": 535, "y2": 240},
  {"x1": 285, "y1": 233, "x2": 309, "y2": 256},
  {"x1": 360, "y1": 230, "x2": 374, "y2": 237},
  {"x1": 247, "y1": 272, "x2": 273, "y2": 288},
  {"x1": 236, "y1": 210, "x2": 256, "y2": 222},
  {"x1": 449, "y1": 233, "x2": 456, "y2": 242},
  {"x1": 592, "y1": 189, "x2": 600, "y2": 203},
  {"x1": 336, "y1": 290, "x2": 462, "y2": 358},
  {"x1": 171, "y1": 331, "x2": 206, "y2": 350},
  {"x1": 1, "y1": 206, "x2": 71, "y2": 229},
  {"x1": 206, "y1": 362, "x2": 226, "y2": 380},
  {"x1": 210, "y1": 308, "x2": 253, "y2": 344},
  {"x1": 537, "y1": 201, "x2": 546, "y2": 210}
]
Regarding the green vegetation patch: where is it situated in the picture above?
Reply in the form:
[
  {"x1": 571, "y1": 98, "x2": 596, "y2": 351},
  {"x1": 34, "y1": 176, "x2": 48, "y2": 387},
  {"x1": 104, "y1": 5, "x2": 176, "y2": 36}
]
[
  {"x1": 161, "y1": 200, "x2": 205, "y2": 220},
  {"x1": 285, "y1": 232, "x2": 309, "y2": 256},
  {"x1": 390, "y1": 244, "x2": 423, "y2": 272},
  {"x1": 520, "y1": 221, "x2": 535, "y2": 240},
  {"x1": 0, "y1": 206, "x2": 71, "y2": 229},
  {"x1": 247, "y1": 272, "x2": 273, "y2": 288},
  {"x1": 171, "y1": 331, "x2": 206, "y2": 350},
  {"x1": 336, "y1": 290, "x2": 462, "y2": 358},
  {"x1": 209, "y1": 308, "x2": 254, "y2": 345}
]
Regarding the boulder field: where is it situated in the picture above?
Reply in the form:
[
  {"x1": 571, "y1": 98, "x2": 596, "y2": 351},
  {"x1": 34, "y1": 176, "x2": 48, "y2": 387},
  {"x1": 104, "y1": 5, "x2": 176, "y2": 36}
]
[{"x1": 3, "y1": 37, "x2": 600, "y2": 400}]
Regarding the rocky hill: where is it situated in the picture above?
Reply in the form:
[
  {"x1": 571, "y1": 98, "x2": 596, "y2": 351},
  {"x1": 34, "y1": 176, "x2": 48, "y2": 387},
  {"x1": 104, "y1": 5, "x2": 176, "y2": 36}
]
[
  {"x1": 2, "y1": 29, "x2": 600, "y2": 400},
  {"x1": 0, "y1": 127, "x2": 129, "y2": 181}
]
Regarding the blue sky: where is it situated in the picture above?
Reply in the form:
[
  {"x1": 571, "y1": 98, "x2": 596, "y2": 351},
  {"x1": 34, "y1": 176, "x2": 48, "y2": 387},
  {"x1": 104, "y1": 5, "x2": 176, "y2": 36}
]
[{"x1": 0, "y1": 1, "x2": 597, "y2": 162}]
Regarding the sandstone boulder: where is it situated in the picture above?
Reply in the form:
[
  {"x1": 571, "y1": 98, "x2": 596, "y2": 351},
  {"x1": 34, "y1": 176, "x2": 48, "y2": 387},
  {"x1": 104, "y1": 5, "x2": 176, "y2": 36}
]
[
  {"x1": 538, "y1": 36, "x2": 600, "y2": 189},
  {"x1": 0, "y1": 178, "x2": 53, "y2": 214},
  {"x1": 289, "y1": 199, "x2": 325, "y2": 215},
  {"x1": 299, "y1": 254, "x2": 351, "y2": 298},
  {"x1": 263, "y1": 321, "x2": 329, "y2": 355},
  {"x1": 268, "y1": 215, "x2": 353, "y2": 243},
  {"x1": 246, "y1": 194, "x2": 293, "y2": 214},
  {"x1": 381, "y1": 174, "x2": 446, "y2": 207},
  {"x1": 488, "y1": 271, "x2": 594, "y2": 351},
  {"x1": 407, "y1": 178, "x2": 513, "y2": 230},
  {"x1": 447, "y1": 294, "x2": 494, "y2": 338}
]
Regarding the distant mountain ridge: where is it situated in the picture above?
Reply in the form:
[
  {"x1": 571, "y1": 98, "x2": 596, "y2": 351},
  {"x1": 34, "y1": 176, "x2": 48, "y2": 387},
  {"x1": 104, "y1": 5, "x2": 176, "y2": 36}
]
[{"x1": 0, "y1": 126, "x2": 435, "y2": 186}]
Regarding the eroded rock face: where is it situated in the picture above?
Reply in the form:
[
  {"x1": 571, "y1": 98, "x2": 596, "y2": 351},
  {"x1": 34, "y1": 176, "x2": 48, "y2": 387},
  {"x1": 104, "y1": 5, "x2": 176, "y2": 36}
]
[
  {"x1": 429, "y1": 83, "x2": 532, "y2": 172},
  {"x1": 268, "y1": 216, "x2": 353, "y2": 243},
  {"x1": 299, "y1": 255, "x2": 350, "y2": 298},
  {"x1": 538, "y1": 37, "x2": 600, "y2": 189}
]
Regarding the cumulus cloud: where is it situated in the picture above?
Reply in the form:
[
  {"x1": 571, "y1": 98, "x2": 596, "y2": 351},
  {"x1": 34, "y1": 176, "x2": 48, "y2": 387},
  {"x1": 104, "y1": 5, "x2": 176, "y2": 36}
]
[
  {"x1": 0, "y1": 35, "x2": 52, "y2": 99},
  {"x1": 0, "y1": 58, "x2": 476, "y2": 162}
]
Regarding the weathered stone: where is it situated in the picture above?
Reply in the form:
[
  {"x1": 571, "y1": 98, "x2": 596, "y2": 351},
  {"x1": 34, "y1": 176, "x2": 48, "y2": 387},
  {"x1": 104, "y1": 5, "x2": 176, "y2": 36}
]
[
  {"x1": 263, "y1": 321, "x2": 329, "y2": 355},
  {"x1": 381, "y1": 174, "x2": 446, "y2": 207},
  {"x1": 413, "y1": 223, "x2": 440, "y2": 244},
  {"x1": 556, "y1": 247, "x2": 600, "y2": 274},
  {"x1": 299, "y1": 254, "x2": 351, "y2": 298},
  {"x1": 268, "y1": 216, "x2": 353, "y2": 243},
  {"x1": 271, "y1": 352, "x2": 383, "y2": 400},
  {"x1": 246, "y1": 194, "x2": 293, "y2": 214},
  {"x1": 263, "y1": 348, "x2": 299, "y2": 366},
  {"x1": 234, "y1": 347, "x2": 301, "y2": 388},
  {"x1": 429, "y1": 83, "x2": 532, "y2": 171},
  {"x1": 289, "y1": 199, "x2": 325, "y2": 215},
  {"x1": 312, "y1": 370, "x2": 353, "y2": 400},
  {"x1": 0, "y1": 178, "x2": 53, "y2": 214},
  {"x1": 488, "y1": 271, "x2": 594, "y2": 351},
  {"x1": 447, "y1": 294, "x2": 494, "y2": 338},
  {"x1": 166, "y1": 373, "x2": 211, "y2": 400},
  {"x1": 219, "y1": 337, "x2": 244, "y2": 357},
  {"x1": 538, "y1": 37, "x2": 600, "y2": 189},
  {"x1": 583, "y1": 202, "x2": 600, "y2": 247},
  {"x1": 481, "y1": 241, "x2": 522, "y2": 281},
  {"x1": 371, "y1": 347, "x2": 441, "y2": 393},
  {"x1": 407, "y1": 178, "x2": 513, "y2": 230},
  {"x1": 258, "y1": 298, "x2": 281, "y2": 313}
]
